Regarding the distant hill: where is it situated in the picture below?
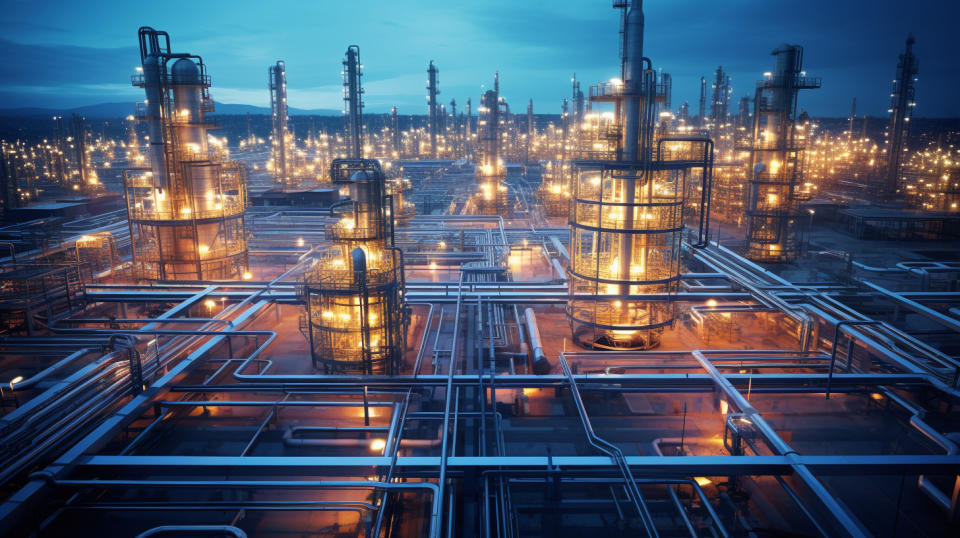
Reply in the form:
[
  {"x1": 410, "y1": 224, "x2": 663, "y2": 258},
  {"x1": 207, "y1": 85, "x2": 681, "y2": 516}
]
[{"x1": 0, "y1": 101, "x2": 341, "y2": 118}]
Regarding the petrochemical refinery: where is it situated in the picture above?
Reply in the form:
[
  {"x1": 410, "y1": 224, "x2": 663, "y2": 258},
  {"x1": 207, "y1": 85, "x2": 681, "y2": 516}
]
[{"x1": 0, "y1": 1, "x2": 959, "y2": 536}]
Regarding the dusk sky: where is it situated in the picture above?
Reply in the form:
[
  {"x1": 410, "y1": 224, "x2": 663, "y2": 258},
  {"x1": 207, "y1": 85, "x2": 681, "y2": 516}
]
[{"x1": 1, "y1": 0, "x2": 958, "y2": 117}]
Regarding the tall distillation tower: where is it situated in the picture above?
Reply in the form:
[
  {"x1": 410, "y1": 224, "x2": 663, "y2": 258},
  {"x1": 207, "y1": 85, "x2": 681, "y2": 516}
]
[
  {"x1": 567, "y1": 0, "x2": 713, "y2": 350},
  {"x1": 343, "y1": 46, "x2": 364, "y2": 159},
  {"x1": 526, "y1": 98, "x2": 534, "y2": 164},
  {"x1": 124, "y1": 27, "x2": 248, "y2": 281},
  {"x1": 301, "y1": 160, "x2": 407, "y2": 374},
  {"x1": 464, "y1": 98, "x2": 472, "y2": 158},
  {"x1": 427, "y1": 61, "x2": 440, "y2": 158},
  {"x1": 269, "y1": 60, "x2": 291, "y2": 191},
  {"x1": 70, "y1": 114, "x2": 90, "y2": 192},
  {"x1": 744, "y1": 45, "x2": 819, "y2": 263},
  {"x1": 709, "y1": 66, "x2": 731, "y2": 153},
  {"x1": 698, "y1": 76, "x2": 707, "y2": 128},
  {"x1": 390, "y1": 106, "x2": 401, "y2": 158},
  {"x1": 883, "y1": 35, "x2": 918, "y2": 195},
  {"x1": 473, "y1": 75, "x2": 507, "y2": 215},
  {"x1": 571, "y1": 74, "x2": 584, "y2": 154}
]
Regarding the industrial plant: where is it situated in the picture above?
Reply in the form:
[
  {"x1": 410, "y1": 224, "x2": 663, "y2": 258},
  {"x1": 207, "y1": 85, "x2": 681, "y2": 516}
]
[{"x1": 0, "y1": 1, "x2": 958, "y2": 537}]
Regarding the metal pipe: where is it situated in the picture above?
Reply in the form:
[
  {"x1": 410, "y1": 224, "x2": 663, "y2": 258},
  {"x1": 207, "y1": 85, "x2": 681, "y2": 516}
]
[
  {"x1": 523, "y1": 308, "x2": 550, "y2": 374},
  {"x1": 136, "y1": 526, "x2": 246, "y2": 538}
]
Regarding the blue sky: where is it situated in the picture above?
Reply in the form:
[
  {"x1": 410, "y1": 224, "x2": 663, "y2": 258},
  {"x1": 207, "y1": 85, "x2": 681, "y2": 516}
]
[{"x1": 1, "y1": 0, "x2": 958, "y2": 116}]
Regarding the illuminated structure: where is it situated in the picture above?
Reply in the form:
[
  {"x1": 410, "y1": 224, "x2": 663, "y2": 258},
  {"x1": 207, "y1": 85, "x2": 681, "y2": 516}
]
[
  {"x1": 567, "y1": 0, "x2": 712, "y2": 350},
  {"x1": 464, "y1": 97, "x2": 472, "y2": 157},
  {"x1": 472, "y1": 75, "x2": 507, "y2": 215},
  {"x1": 538, "y1": 161, "x2": 571, "y2": 217},
  {"x1": 744, "y1": 44, "x2": 819, "y2": 263},
  {"x1": 70, "y1": 114, "x2": 90, "y2": 191},
  {"x1": 268, "y1": 60, "x2": 292, "y2": 191},
  {"x1": 0, "y1": 141, "x2": 38, "y2": 214},
  {"x1": 709, "y1": 66, "x2": 730, "y2": 129},
  {"x1": 124, "y1": 27, "x2": 248, "y2": 281},
  {"x1": 709, "y1": 66, "x2": 732, "y2": 154},
  {"x1": 526, "y1": 98, "x2": 534, "y2": 163},
  {"x1": 883, "y1": 35, "x2": 919, "y2": 195},
  {"x1": 902, "y1": 139, "x2": 960, "y2": 212},
  {"x1": 390, "y1": 106, "x2": 401, "y2": 157},
  {"x1": 301, "y1": 159, "x2": 406, "y2": 374},
  {"x1": 387, "y1": 176, "x2": 415, "y2": 224}
]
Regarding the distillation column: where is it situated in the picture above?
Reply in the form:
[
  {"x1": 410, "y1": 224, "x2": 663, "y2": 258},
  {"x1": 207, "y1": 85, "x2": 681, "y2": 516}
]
[
  {"x1": 744, "y1": 45, "x2": 819, "y2": 263},
  {"x1": 124, "y1": 27, "x2": 248, "y2": 281},
  {"x1": 465, "y1": 98, "x2": 472, "y2": 158},
  {"x1": 698, "y1": 76, "x2": 707, "y2": 128},
  {"x1": 473, "y1": 76, "x2": 507, "y2": 215},
  {"x1": 301, "y1": 159, "x2": 406, "y2": 374},
  {"x1": 70, "y1": 114, "x2": 89, "y2": 191},
  {"x1": 427, "y1": 61, "x2": 440, "y2": 158},
  {"x1": 269, "y1": 60, "x2": 290, "y2": 191},
  {"x1": 390, "y1": 106, "x2": 401, "y2": 157},
  {"x1": 526, "y1": 98, "x2": 534, "y2": 164},
  {"x1": 567, "y1": 0, "x2": 712, "y2": 350},
  {"x1": 343, "y1": 46, "x2": 364, "y2": 160},
  {"x1": 709, "y1": 66, "x2": 731, "y2": 151},
  {"x1": 883, "y1": 35, "x2": 918, "y2": 195}
]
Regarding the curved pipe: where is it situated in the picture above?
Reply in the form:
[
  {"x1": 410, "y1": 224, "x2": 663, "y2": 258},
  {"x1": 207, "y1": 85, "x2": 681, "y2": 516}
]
[{"x1": 136, "y1": 526, "x2": 247, "y2": 538}]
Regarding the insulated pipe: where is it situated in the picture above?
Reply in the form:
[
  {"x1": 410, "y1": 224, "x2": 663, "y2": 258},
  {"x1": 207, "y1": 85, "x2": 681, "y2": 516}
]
[
  {"x1": 550, "y1": 258, "x2": 567, "y2": 281},
  {"x1": 549, "y1": 236, "x2": 569, "y2": 261},
  {"x1": 8, "y1": 348, "x2": 94, "y2": 390},
  {"x1": 523, "y1": 308, "x2": 551, "y2": 374}
]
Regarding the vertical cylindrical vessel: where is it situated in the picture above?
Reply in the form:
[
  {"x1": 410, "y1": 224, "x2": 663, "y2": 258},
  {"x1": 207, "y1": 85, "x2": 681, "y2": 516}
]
[
  {"x1": 125, "y1": 27, "x2": 248, "y2": 281},
  {"x1": 343, "y1": 46, "x2": 363, "y2": 160},
  {"x1": 427, "y1": 61, "x2": 440, "y2": 157},
  {"x1": 566, "y1": 0, "x2": 712, "y2": 350},
  {"x1": 883, "y1": 35, "x2": 918, "y2": 195},
  {"x1": 269, "y1": 60, "x2": 289, "y2": 190}
]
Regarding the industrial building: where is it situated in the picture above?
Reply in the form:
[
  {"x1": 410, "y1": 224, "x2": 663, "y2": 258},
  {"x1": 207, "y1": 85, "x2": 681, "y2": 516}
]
[{"x1": 0, "y1": 2, "x2": 958, "y2": 537}]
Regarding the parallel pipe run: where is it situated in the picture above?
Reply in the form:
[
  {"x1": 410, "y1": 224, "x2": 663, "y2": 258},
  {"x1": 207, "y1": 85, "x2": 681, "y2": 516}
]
[{"x1": 32, "y1": 478, "x2": 441, "y2": 538}]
